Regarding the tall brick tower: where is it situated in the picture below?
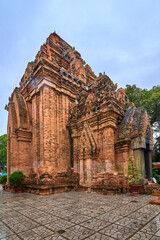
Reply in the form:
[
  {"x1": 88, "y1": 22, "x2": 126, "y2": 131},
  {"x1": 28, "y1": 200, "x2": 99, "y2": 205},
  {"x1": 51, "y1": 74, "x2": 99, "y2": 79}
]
[
  {"x1": 6, "y1": 32, "x2": 96, "y2": 193},
  {"x1": 6, "y1": 32, "x2": 153, "y2": 194}
]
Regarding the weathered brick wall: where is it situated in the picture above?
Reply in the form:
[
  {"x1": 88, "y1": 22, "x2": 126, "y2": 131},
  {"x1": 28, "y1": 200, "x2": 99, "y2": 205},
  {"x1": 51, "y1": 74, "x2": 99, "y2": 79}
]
[{"x1": 7, "y1": 91, "x2": 32, "y2": 181}]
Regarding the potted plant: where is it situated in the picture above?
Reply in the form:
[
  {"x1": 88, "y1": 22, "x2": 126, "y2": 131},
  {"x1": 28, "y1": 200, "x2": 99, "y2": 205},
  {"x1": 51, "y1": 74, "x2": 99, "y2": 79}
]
[
  {"x1": 9, "y1": 171, "x2": 26, "y2": 193},
  {"x1": 0, "y1": 175, "x2": 7, "y2": 190},
  {"x1": 127, "y1": 155, "x2": 142, "y2": 196}
]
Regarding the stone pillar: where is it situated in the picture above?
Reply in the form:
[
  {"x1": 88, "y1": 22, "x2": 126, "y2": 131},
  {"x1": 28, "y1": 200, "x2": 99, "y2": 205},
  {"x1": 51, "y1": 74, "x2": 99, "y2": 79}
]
[
  {"x1": 133, "y1": 149, "x2": 145, "y2": 178},
  {"x1": 10, "y1": 135, "x2": 19, "y2": 173},
  {"x1": 86, "y1": 156, "x2": 92, "y2": 187},
  {"x1": 58, "y1": 94, "x2": 71, "y2": 172},
  {"x1": 102, "y1": 121, "x2": 116, "y2": 172},
  {"x1": 43, "y1": 86, "x2": 51, "y2": 172},
  {"x1": 79, "y1": 158, "x2": 84, "y2": 185},
  {"x1": 115, "y1": 141, "x2": 130, "y2": 175},
  {"x1": 32, "y1": 94, "x2": 38, "y2": 173},
  {"x1": 122, "y1": 151, "x2": 130, "y2": 175},
  {"x1": 148, "y1": 151, "x2": 153, "y2": 179},
  {"x1": 56, "y1": 93, "x2": 60, "y2": 170},
  {"x1": 73, "y1": 137, "x2": 78, "y2": 173},
  {"x1": 39, "y1": 89, "x2": 44, "y2": 169},
  {"x1": 50, "y1": 89, "x2": 57, "y2": 172}
]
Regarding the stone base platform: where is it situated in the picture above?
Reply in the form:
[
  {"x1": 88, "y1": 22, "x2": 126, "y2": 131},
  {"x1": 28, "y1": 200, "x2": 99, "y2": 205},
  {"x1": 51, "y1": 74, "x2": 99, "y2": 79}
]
[
  {"x1": 5, "y1": 184, "x2": 77, "y2": 195},
  {"x1": 24, "y1": 184, "x2": 77, "y2": 195},
  {"x1": 78, "y1": 185, "x2": 128, "y2": 195}
]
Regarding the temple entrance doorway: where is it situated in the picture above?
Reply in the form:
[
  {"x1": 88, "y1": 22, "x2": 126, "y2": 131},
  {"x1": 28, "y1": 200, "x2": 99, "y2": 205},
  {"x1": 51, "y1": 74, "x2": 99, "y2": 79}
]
[{"x1": 144, "y1": 141, "x2": 152, "y2": 180}]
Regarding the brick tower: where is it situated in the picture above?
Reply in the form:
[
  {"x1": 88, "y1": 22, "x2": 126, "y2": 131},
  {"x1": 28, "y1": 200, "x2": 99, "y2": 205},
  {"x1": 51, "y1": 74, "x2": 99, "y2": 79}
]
[{"x1": 6, "y1": 33, "x2": 153, "y2": 194}]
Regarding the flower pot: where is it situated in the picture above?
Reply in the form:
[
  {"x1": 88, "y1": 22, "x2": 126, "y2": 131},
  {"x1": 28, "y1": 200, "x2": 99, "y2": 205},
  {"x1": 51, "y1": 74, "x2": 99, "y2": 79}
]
[
  {"x1": 152, "y1": 189, "x2": 160, "y2": 196},
  {"x1": 2, "y1": 185, "x2": 6, "y2": 191},
  {"x1": 15, "y1": 187, "x2": 23, "y2": 193},
  {"x1": 129, "y1": 185, "x2": 142, "y2": 196}
]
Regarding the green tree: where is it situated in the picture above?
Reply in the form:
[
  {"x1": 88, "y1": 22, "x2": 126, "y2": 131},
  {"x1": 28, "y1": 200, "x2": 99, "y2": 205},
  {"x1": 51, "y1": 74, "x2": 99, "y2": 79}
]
[
  {"x1": 125, "y1": 85, "x2": 160, "y2": 126},
  {"x1": 125, "y1": 84, "x2": 142, "y2": 107},
  {"x1": 124, "y1": 85, "x2": 160, "y2": 163},
  {"x1": 0, "y1": 134, "x2": 7, "y2": 173}
]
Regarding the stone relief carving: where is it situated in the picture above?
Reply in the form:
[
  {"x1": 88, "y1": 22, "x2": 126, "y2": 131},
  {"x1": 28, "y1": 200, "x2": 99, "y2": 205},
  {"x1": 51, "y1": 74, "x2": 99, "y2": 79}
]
[{"x1": 79, "y1": 122, "x2": 97, "y2": 155}]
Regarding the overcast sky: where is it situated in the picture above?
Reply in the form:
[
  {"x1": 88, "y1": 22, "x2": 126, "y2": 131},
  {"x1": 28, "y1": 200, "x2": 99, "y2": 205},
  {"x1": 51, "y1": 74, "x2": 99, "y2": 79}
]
[{"x1": 0, "y1": 0, "x2": 160, "y2": 135}]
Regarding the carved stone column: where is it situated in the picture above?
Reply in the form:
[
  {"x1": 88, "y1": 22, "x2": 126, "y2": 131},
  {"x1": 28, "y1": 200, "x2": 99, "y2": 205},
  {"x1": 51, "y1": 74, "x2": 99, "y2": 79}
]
[
  {"x1": 101, "y1": 120, "x2": 117, "y2": 172},
  {"x1": 85, "y1": 156, "x2": 92, "y2": 187},
  {"x1": 79, "y1": 158, "x2": 84, "y2": 185},
  {"x1": 115, "y1": 140, "x2": 131, "y2": 175}
]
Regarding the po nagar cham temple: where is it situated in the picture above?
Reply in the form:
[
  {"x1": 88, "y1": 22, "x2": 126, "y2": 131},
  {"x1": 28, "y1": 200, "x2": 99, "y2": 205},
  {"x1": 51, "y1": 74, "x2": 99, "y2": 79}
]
[{"x1": 6, "y1": 32, "x2": 153, "y2": 194}]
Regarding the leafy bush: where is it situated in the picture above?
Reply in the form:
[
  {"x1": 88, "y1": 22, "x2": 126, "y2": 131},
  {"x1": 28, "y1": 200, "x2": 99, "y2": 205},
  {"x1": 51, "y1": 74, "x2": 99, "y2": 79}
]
[
  {"x1": 0, "y1": 175, "x2": 7, "y2": 185},
  {"x1": 9, "y1": 171, "x2": 26, "y2": 188},
  {"x1": 152, "y1": 164, "x2": 160, "y2": 183},
  {"x1": 127, "y1": 155, "x2": 141, "y2": 185}
]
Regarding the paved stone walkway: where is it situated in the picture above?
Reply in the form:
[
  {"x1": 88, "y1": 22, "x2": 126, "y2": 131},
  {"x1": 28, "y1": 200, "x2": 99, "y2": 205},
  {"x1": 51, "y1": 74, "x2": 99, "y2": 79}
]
[{"x1": 0, "y1": 187, "x2": 160, "y2": 240}]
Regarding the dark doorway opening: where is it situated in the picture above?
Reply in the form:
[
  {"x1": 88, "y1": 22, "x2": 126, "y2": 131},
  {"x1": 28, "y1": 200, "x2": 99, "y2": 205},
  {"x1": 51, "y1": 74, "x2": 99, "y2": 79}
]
[{"x1": 144, "y1": 142, "x2": 151, "y2": 179}]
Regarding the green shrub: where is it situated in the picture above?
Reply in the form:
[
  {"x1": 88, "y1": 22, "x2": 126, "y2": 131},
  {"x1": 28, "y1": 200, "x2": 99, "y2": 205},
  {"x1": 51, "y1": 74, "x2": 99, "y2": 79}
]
[
  {"x1": 9, "y1": 171, "x2": 26, "y2": 188},
  {"x1": 0, "y1": 175, "x2": 7, "y2": 185},
  {"x1": 152, "y1": 164, "x2": 160, "y2": 183},
  {"x1": 127, "y1": 155, "x2": 141, "y2": 185}
]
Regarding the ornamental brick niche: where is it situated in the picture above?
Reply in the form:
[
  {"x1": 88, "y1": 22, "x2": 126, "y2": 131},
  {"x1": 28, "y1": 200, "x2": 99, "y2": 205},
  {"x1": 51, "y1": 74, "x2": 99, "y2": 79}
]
[{"x1": 6, "y1": 32, "x2": 153, "y2": 194}]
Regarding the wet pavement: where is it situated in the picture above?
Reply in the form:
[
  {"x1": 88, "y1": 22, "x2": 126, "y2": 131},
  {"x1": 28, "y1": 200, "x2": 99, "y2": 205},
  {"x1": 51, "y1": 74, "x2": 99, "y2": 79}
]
[{"x1": 0, "y1": 186, "x2": 160, "y2": 240}]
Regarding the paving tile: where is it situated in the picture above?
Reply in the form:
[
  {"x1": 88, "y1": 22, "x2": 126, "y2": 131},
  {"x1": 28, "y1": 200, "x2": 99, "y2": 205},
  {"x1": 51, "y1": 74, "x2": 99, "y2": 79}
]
[
  {"x1": 155, "y1": 229, "x2": 160, "y2": 236},
  {"x1": 78, "y1": 209, "x2": 102, "y2": 217},
  {"x1": 126, "y1": 219, "x2": 146, "y2": 230},
  {"x1": 0, "y1": 235, "x2": 21, "y2": 240},
  {"x1": 0, "y1": 223, "x2": 15, "y2": 238},
  {"x1": 62, "y1": 225, "x2": 95, "y2": 239},
  {"x1": 137, "y1": 212, "x2": 155, "y2": 221},
  {"x1": 17, "y1": 226, "x2": 54, "y2": 240},
  {"x1": 35, "y1": 215, "x2": 60, "y2": 224},
  {"x1": 80, "y1": 218, "x2": 111, "y2": 231},
  {"x1": 43, "y1": 233, "x2": 66, "y2": 239},
  {"x1": 86, "y1": 232, "x2": 115, "y2": 239},
  {"x1": 111, "y1": 226, "x2": 135, "y2": 239},
  {"x1": 154, "y1": 214, "x2": 160, "y2": 223},
  {"x1": 150, "y1": 236, "x2": 160, "y2": 240},
  {"x1": 45, "y1": 219, "x2": 75, "y2": 231},
  {"x1": 141, "y1": 222, "x2": 160, "y2": 234},
  {"x1": 129, "y1": 231, "x2": 153, "y2": 240},
  {"x1": 99, "y1": 223, "x2": 123, "y2": 235},
  {"x1": 115, "y1": 217, "x2": 134, "y2": 226},
  {"x1": 96, "y1": 213, "x2": 122, "y2": 222},
  {"x1": 127, "y1": 211, "x2": 144, "y2": 219},
  {"x1": 63, "y1": 214, "x2": 91, "y2": 224}
]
